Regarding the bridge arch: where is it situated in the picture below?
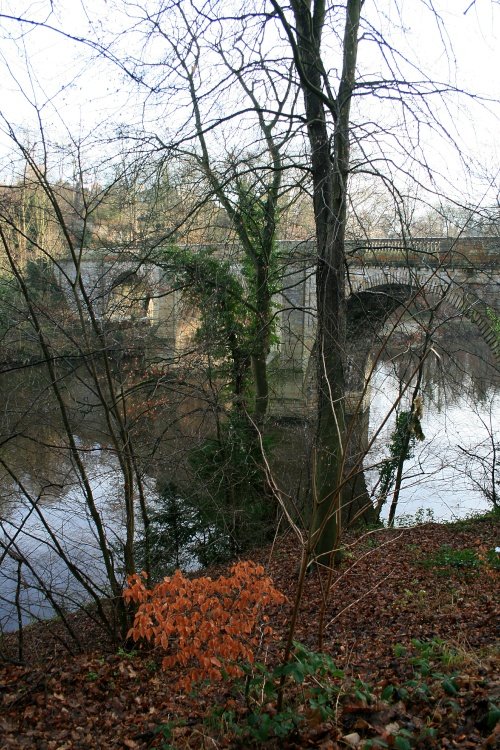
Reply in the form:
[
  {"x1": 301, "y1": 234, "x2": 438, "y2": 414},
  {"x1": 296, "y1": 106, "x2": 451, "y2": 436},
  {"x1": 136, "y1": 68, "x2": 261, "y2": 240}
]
[
  {"x1": 106, "y1": 269, "x2": 153, "y2": 322},
  {"x1": 301, "y1": 273, "x2": 499, "y2": 412},
  {"x1": 297, "y1": 275, "x2": 500, "y2": 525},
  {"x1": 345, "y1": 272, "x2": 500, "y2": 395}
]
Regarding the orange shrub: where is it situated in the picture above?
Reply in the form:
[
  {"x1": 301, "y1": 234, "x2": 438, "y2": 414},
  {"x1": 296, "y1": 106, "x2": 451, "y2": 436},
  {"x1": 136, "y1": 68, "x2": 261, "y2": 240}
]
[{"x1": 124, "y1": 560, "x2": 286, "y2": 691}]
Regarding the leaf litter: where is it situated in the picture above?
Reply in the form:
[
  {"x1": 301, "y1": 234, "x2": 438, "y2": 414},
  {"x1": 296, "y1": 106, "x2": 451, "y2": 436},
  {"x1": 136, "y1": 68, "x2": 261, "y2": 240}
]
[{"x1": 0, "y1": 517, "x2": 498, "y2": 748}]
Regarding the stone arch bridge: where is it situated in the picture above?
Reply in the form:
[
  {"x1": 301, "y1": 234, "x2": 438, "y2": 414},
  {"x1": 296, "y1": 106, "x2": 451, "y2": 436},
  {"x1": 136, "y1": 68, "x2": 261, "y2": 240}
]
[
  {"x1": 274, "y1": 237, "x2": 499, "y2": 414},
  {"x1": 57, "y1": 236, "x2": 500, "y2": 415}
]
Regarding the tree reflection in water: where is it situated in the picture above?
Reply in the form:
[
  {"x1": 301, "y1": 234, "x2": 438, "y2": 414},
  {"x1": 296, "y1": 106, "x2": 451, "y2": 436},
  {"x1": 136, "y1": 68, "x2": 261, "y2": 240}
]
[{"x1": 0, "y1": 328, "x2": 498, "y2": 633}]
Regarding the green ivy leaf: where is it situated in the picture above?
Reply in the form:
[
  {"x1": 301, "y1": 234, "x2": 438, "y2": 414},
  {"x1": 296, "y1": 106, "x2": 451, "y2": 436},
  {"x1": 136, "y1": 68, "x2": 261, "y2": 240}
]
[
  {"x1": 442, "y1": 677, "x2": 458, "y2": 695},
  {"x1": 394, "y1": 735, "x2": 412, "y2": 750}
]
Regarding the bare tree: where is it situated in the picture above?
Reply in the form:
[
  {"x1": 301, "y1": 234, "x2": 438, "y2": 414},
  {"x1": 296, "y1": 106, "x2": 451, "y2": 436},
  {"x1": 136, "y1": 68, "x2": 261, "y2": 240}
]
[
  {"x1": 0, "y1": 2, "x2": 498, "y2": 660},
  {"x1": 0, "y1": 131, "x2": 166, "y2": 642}
]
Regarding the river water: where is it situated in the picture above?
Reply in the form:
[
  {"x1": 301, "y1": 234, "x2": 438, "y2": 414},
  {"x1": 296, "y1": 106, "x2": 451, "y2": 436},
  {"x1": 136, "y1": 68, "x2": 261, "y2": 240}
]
[
  {"x1": 367, "y1": 351, "x2": 499, "y2": 522},
  {"x1": 0, "y1": 330, "x2": 498, "y2": 631}
]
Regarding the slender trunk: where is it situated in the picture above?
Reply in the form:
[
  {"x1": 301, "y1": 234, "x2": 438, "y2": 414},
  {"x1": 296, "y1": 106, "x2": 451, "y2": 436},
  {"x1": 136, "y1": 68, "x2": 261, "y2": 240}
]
[
  {"x1": 387, "y1": 369, "x2": 425, "y2": 528},
  {"x1": 387, "y1": 427, "x2": 412, "y2": 528},
  {"x1": 184, "y1": 51, "x2": 279, "y2": 425},
  {"x1": 251, "y1": 259, "x2": 272, "y2": 421},
  {"x1": 279, "y1": 0, "x2": 362, "y2": 564}
]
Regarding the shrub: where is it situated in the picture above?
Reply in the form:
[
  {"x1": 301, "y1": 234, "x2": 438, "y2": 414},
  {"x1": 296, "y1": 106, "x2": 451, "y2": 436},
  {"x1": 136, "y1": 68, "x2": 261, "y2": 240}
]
[
  {"x1": 123, "y1": 560, "x2": 286, "y2": 691},
  {"x1": 423, "y1": 545, "x2": 480, "y2": 570}
]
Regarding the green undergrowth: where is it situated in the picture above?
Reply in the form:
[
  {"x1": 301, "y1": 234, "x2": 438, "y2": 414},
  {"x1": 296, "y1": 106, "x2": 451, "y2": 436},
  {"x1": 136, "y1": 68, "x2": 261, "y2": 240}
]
[
  {"x1": 151, "y1": 637, "x2": 499, "y2": 748},
  {"x1": 443, "y1": 506, "x2": 500, "y2": 530},
  {"x1": 422, "y1": 543, "x2": 500, "y2": 572}
]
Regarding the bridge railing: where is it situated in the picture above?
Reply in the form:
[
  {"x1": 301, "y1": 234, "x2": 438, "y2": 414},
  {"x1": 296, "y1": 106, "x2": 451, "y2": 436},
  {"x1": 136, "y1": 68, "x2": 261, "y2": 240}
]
[
  {"x1": 345, "y1": 237, "x2": 500, "y2": 268},
  {"x1": 274, "y1": 236, "x2": 499, "y2": 268},
  {"x1": 347, "y1": 238, "x2": 440, "y2": 264}
]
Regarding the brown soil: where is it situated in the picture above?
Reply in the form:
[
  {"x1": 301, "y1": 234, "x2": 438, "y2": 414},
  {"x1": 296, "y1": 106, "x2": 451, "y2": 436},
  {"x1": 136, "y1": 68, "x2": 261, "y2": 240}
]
[{"x1": 1, "y1": 517, "x2": 498, "y2": 749}]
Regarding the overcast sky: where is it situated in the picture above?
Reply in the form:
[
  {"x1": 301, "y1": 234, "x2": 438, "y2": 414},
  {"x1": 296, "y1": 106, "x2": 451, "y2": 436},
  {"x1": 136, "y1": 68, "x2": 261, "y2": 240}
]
[{"x1": 0, "y1": 0, "x2": 498, "y2": 204}]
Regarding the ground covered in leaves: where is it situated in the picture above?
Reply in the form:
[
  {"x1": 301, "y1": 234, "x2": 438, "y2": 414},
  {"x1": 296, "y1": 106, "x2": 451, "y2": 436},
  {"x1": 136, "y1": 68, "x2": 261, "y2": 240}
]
[{"x1": 1, "y1": 516, "x2": 499, "y2": 749}]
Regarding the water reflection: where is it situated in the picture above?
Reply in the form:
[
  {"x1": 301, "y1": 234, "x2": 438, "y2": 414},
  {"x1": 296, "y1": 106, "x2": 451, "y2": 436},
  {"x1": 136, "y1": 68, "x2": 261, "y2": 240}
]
[
  {"x1": 367, "y1": 333, "x2": 499, "y2": 521},
  {"x1": 0, "y1": 328, "x2": 498, "y2": 631},
  {"x1": 0, "y1": 442, "x2": 130, "y2": 628},
  {"x1": 0, "y1": 362, "x2": 139, "y2": 631}
]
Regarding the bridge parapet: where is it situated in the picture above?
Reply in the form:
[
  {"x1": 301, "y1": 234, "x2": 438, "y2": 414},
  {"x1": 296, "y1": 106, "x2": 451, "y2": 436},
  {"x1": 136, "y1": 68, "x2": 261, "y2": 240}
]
[
  {"x1": 345, "y1": 236, "x2": 500, "y2": 268},
  {"x1": 272, "y1": 236, "x2": 500, "y2": 272}
]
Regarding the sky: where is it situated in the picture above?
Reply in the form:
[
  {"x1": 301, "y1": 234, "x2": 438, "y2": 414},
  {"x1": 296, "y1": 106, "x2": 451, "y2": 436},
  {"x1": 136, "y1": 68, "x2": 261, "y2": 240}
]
[{"x1": 0, "y1": 0, "x2": 498, "y2": 205}]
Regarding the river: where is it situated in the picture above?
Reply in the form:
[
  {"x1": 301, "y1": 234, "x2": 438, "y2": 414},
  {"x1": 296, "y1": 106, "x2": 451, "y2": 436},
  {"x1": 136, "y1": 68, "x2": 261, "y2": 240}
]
[
  {"x1": 0, "y1": 329, "x2": 498, "y2": 632},
  {"x1": 367, "y1": 346, "x2": 499, "y2": 521}
]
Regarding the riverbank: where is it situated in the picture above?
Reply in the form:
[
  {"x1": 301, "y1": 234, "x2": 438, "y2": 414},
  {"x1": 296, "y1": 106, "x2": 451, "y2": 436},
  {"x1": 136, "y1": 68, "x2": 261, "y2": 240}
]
[{"x1": 1, "y1": 513, "x2": 498, "y2": 748}]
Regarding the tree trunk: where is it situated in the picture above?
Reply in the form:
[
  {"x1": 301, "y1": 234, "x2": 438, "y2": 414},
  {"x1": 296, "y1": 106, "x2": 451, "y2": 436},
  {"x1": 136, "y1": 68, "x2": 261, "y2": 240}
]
[
  {"x1": 251, "y1": 258, "x2": 272, "y2": 422},
  {"x1": 275, "y1": 0, "x2": 362, "y2": 564}
]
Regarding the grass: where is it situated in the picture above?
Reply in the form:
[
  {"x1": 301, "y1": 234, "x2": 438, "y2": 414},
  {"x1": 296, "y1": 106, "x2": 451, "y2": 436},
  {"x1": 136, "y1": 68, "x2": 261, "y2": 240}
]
[{"x1": 444, "y1": 506, "x2": 500, "y2": 530}]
